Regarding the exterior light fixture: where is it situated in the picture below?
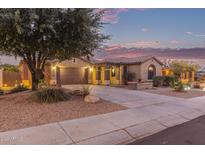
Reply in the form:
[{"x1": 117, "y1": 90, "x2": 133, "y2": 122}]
[
  {"x1": 51, "y1": 65, "x2": 57, "y2": 70},
  {"x1": 89, "y1": 67, "x2": 93, "y2": 72},
  {"x1": 111, "y1": 67, "x2": 115, "y2": 77}
]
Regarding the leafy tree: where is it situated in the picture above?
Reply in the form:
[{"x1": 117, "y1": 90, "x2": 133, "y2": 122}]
[
  {"x1": 169, "y1": 61, "x2": 200, "y2": 78},
  {"x1": 0, "y1": 64, "x2": 19, "y2": 72},
  {"x1": 0, "y1": 9, "x2": 108, "y2": 90}
]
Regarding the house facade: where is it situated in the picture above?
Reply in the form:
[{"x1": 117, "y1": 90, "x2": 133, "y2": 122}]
[{"x1": 19, "y1": 56, "x2": 163, "y2": 87}]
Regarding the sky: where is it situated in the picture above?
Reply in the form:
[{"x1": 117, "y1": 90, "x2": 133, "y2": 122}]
[
  {"x1": 101, "y1": 8, "x2": 205, "y2": 48},
  {"x1": 1, "y1": 8, "x2": 205, "y2": 65}
]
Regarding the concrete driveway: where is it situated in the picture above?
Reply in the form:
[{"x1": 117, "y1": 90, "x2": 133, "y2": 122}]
[{"x1": 1, "y1": 85, "x2": 205, "y2": 144}]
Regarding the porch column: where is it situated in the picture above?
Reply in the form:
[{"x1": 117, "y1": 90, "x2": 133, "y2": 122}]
[
  {"x1": 88, "y1": 66, "x2": 93, "y2": 84},
  {"x1": 50, "y1": 63, "x2": 58, "y2": 85},
  {"x1": 104, "y1": 64, "x2": 110, "y2": 86},
  {"x1": 119, "y1": 65, "x2": 123, "y2": 85},
  {"x1": 191, "y1": 71, "x2": 195, "y2": 82}
]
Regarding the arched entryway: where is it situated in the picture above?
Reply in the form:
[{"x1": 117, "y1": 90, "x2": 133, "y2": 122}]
[{"x1": 148, "y1": 65, "x2": 156, "y2": 80}]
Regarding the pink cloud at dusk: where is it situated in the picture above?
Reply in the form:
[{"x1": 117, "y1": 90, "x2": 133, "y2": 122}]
[
  {"x1": 96, "y1": 8, "x2": 146, "y2": 24},
  {"x1": 170, "y1": 39, "x2": 180, "y2": 44},
  {"x1": 120, "y1": 40, "x2": 160, "y2": 48}
]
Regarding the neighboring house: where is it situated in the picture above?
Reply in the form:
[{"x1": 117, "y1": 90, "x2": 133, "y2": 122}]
[
  {"x1": 0, "y1": 68, "x2": 21, "y2": 87},
  {"x1": 162, "y1": 66, "x2": 196, "y2": 83},
  {"x1": 196, "y1": 67, "x2": 205, "y2": 79},
  {"x1": 19, "y1": 56, "x2": 163, "y2": 87}
]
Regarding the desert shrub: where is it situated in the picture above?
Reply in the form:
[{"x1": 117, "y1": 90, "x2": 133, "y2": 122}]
[
  {"x1": 82, "y1": 85, "x2": 92, "y2": 97},
  {"x1": 38, "y1": 79, "x2": 48, "y2": 89},
  {"x1": 153, "y1": 76, "x2": 164, "y2": 87},
  {"x1": 9, "y1": 85, "x2": 29, "y2": 94},
  {"x1": 34, "y1": 87, "x2": 70, "y2": 103},
  {"x1": 163, "y1": 75, "x2": 178, "y2": 86},
  {"x1": 172, "y1": 81, "x2": 190, "y2": 92}
]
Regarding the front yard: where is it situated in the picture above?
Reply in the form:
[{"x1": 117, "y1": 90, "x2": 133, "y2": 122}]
[
  {"x1": 0, "y1": 91, "x2": 126, "y2": 132},
  {"x1": 143, "y1": 87, "x2": 205, "y2": 99}
]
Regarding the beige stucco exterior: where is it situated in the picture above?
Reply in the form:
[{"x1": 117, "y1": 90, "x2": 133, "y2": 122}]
[
  {"x1": 126, "y1": 58, "x2": 162, "y2": 82},
  {"x1": 140, "y1": 58, "x2": 162, "y2": 81},
  {"x1": 17, "y1": 56, "x2": 163, "y2": 88}
]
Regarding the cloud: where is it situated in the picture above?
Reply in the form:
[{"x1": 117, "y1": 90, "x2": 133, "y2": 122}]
[
  {"x1": 125, "y1": 41, "x2": 160, "y2": 48},
  {"x1": 141, "y1": 28, "x2": 149, "y2": 32},
  {"x1": 185, "y1": 32, "x2": 193, "y2": 35},
  {"x1": 105, "y1": 45, "x2": 124, "y2": 52},
  {"x1": 96, "y1": 9, "x2": 148, "y2": 24},
  {"x1": 95, "y1": 9, "x2": 128, "y2": 24},
  {"x1": 110, "y1": 40, "x2": 160, "y2": 48},
  {"x1": 170, "y1": 39, "x2": 180, "y2": 44},
  {"x1": 196, "y1": 34, "x2": 205, "y2": 37}
]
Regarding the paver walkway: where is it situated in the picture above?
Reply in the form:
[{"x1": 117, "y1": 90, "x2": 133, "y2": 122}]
[{"x1": 0, "y1": 85, "x2": 205, "y2": 144}]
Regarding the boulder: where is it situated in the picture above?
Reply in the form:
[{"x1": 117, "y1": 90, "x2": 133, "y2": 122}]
[{"x1": 84, "y1": 95, "x2": 100, "y2": 103}]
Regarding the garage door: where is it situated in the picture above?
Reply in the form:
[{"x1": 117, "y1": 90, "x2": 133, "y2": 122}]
[{"x1": 59, "y1": 67, "x2": 88, "y2": 85}]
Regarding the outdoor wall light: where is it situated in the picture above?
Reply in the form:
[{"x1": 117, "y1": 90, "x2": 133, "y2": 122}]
[
  {"x1": 89, "y1": 67, "x2": 93, "y2": 72},
  {"x1": 111, "y1": 67, "x2": 115, "y2": 77},
  {"x1": 51, "y1": 65, "x2": 57, "y2": 70}
]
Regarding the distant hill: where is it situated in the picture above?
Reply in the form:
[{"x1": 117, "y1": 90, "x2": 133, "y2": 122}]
[{"x1": 94, "y1": 47, "x2": 205, "y2": 59}]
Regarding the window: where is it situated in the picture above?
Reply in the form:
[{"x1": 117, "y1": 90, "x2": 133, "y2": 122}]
[{"x1": 148, "y1": 65, "x2": 156, "y2": 80}]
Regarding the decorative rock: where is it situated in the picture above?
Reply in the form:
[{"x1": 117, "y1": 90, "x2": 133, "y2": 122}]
[{"x1": 84, "y1": 95, "x2": 100, "y2": 103}]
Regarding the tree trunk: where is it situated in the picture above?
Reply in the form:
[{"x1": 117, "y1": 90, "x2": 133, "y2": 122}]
[
  {"x1": 31, "y1": 70, "x2": 44, "y2": 91},
  {"x1": 31, "y1": 72, "x2": 38, "y2": 91}
]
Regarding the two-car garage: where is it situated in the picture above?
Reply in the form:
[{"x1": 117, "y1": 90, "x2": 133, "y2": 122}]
[
  {"x1": 54, "y1": 58, "x2": 91, "y2": 85},
  {"x1": 58, "y1": 67, "x2": 88, "y2": 85}
]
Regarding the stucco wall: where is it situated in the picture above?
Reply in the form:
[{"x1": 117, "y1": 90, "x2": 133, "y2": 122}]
[
  {"x1": 127, "y1": 65, "x2": 141, "y2": 81},
  {"x1": 0, "y1": 69, "x2": 3, "y2": 87},
  {"x1": 58, "y1": 58, "x2": 91, "y2": 68},
  {"x1": 140, "y1": 58, "x2": 162, "y2": 81}
]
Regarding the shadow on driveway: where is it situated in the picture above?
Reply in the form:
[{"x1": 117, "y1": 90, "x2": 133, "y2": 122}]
[{"x1": 129, "y1": 116, "x2": 205, "y2": 145}]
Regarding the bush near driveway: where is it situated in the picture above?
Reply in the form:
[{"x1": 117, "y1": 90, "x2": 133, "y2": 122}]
[
  {"x1": 153, "y1": 75, "x2": 178, "y2": 87},
  {"x1": 82, "y1": 85, "x2": 92, "y2": 98},
  {"x1": 153, "y1": 76, "x2": 165, "y2": 87},
  {"x1": 164, "y1": 75, "x2": 178, "y2": 87},
  {"x1": 33, "y1": 87, "x2": 71, "y2": 103}
]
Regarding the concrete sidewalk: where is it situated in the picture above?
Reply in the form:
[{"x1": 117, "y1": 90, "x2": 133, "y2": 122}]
[
  {"x1": 0, "y1": 102, "x2": 204, "y2": 144},
  {"x1": 1, "y1": 86, "x2": 205, "y2": 144}
]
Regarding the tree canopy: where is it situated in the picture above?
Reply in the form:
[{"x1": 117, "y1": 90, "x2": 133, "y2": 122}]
[
  {"x1": 169, "y1": 60, "x2": 200, "y2": 77},
  {"x1": 0, "y1": 8, "x2": 109, "y2": 90}
]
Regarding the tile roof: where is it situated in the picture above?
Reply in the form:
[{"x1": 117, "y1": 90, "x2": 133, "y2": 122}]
[{"x1": 91, "y1": 56, "x2": 163, "y2": 65}]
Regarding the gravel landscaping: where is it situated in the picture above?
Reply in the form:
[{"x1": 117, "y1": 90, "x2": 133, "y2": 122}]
[
  {"x1": 0, "y1": 91, "x2": 127, "y2": 132},
  {"x1": 143, "y1": 87, "x2": 205, "y2": 98}
]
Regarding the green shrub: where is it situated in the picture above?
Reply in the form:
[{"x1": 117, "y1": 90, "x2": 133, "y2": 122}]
[
  {"x1": 172, "y1": 81, "x2": 190, "y2": 92},
  {"x1": 163, "y1": 75, "x2": 178, "y2": 87},
  {"x1": 153, "y1": 76, "x2": 164, "y2": 87},
  {"x1": 0, "y1": 64, "x2": 19, "y2": 72},
  {"x1": 82, "y1": 85, "x2": 92, "y2": 97},
  {"x1": 9, "y1": 85, "x2": 29, "y2": 94},
  {"x1": 38, "y1": 79, "x2": 48, "y2": 89},
  {"x1": 34, "y1": 87, "x2": 70, "y2": 103}
]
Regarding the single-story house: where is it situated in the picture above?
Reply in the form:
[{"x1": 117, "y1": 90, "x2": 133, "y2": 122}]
[
  {"x1": 19, "y1": 56, "x2": 163, "y2": 87},
  {"x1": 0, "y1": 67, "x2": 21, "y2": 88}
]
